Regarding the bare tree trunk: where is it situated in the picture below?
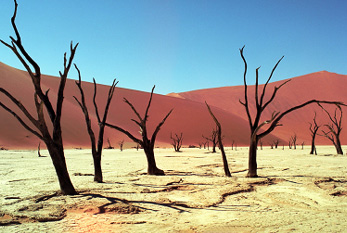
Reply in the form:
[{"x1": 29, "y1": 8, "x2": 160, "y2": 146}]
[
  {"x1": 247, "y1": 138, "x2": 258, "y2": 177},
  {"x1": 310, "y1": 135, "x2": 316, "y2": 155},
  {"x1": 46, "y1": 143, "x2": 77, "y2": 194},
  {"x1": 335, "y1": 137, "x2": 343, "y2": 155},
  {"x1": 93, "y1": 152, "x2": 103, "y2": 182},
  {"x1": 144, "y1": 146, "x2": 164, "y2": 175},
  {"x1": 206, "y1": 102, "x2": 231, "y2": 177}
]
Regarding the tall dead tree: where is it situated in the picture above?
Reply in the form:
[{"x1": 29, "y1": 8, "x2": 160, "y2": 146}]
[
  {"x1": 0, "y1": 0, "x2": 78, "y2": 194},
  {"x1": 239, "y1": 46, "x2": 345, "y2": 177},
  {"x1": 206, "y1": 102, "x2": 231, "y2": 177},
  {"x1": 73, "y1": 66, "x2": 117, "y2": 182},
  {"x1": 203, "y1": 127, "x2": 219, "y2": 153},
  {"x1": 106, "y1": 86, "x2": 173, "y2": 175},
  {"x1": 309, "y1": 112, "x2": 320, "y2": 155},
  {"x1": 170, "y1": 133, "x2": 183, "y2": 152},
  {"x1": 319, "y1": 104, "x2": 344, "y2": 155}
]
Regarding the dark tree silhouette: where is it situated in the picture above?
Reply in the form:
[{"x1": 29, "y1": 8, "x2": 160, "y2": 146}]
[
  {"x1": 118, "y1": 140, "x2": 124, "y2": 151},
  {"x1": 170, "y1": 133, "x2": 183, "y2": 152},
  {"x1": 106, "y1": 86, "x2": 173, "y2": 175},
  {"x1": 202, "y1": 141, "x2": 208, "y2": 149},
  {"x1": 0, "y1": 0, "x2": 78, "y2": 194},
  {"x1": 203, "y1": 128, "x2": 218, "y2": 153},
  {"x1": 205, "y1": 102, "x2": 231, "y2": 177},
  {"x1": 290, "y1": 134, "x2": 297, "y2": 149},
  {"x1": 38, "y1": 142, "x2": 42, "y2": 157},
  {"x1": 319, "y1": 104, "x2": 344, "y2": 155},
  {"x1": 273, "y1": 139, "x2": 280, "y2": 149},
  {"x1": 198, "y1": 142, "x2": 203, "y2": 149},
  {"x1": 259, "y1": 140, "x2": 263, "y2": 150},
  {"x1": 231, "y1": 140, "x2": 235, "y2": 150},
  {"x1": 309, "y1": 112, "x2": 320, "y2": 155},
  {"x1": 239, "y1": 46, "x2": 345, "y2": 177},
  {"x1": 73, "y1": 66, "x2": 117, "y2": 182}
]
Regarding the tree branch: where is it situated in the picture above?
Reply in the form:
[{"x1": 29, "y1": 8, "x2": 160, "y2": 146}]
[
  {"x1": 0, "y1": 101, "x2": 43, "y2": 140},
  {"x1": 258, "y1": 100, "x2": 345, "y2": 138},
  {"x1": 105, "y1": 123, "x2": 142, "y2": 145},
  {"x1": 151, "y1": 108, "x2": 173, "y2": 146}
]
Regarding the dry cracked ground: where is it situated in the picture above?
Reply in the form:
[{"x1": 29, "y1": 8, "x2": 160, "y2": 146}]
[{"x1": 0, "y1": 146, "x2": 346, "y2": 232}]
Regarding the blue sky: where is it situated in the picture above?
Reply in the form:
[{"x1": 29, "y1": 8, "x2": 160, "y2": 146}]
[{"x1": 0, "y1": 0, "x2": 346, "y2": 94}]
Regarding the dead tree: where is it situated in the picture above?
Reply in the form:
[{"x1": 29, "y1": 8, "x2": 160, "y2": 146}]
[
  {"x1": 319, "y1": 104, "x2": 344, "y2": 155},
  {"x1": 301, "y1": 142, "x2": 305, "y2": 150},
  {"x1": 170, "y1": 133, "x2": 183, "y2": 152},
  {"x1": 118, "y1": 140, "x2": 124, "y2": 151},
  {"x1": 232, "y1": 140, "x2": 235, "y2": 150},
  {"x1": 203, "y1": 128, "x2": 218, "y2": 153},
  {"x1": 288, "y1": 139, "x2": 292, "y2": 149},
  {"x1": 309, "y1": 112, "x2": 320, "y2": 155},
  {"x1": 206, "y1": 102, "x2": 231, "y2": 177},
  {"x1": 73, "y1": 66, "x2": 117, "y2": 182},
  {"x1": 105, "y1": 138, "x2": 114, "y2": 149},
  {"x1": 259, "y1": 140, "x2": 263, "y2": 150},
  {"x1": 273, "y1": 139, "x2": 280, "y2": 149},
  {"x1": 269, "y1": 142, "x2": 274, "y2": 149},
  {"x1": 239, "y1": 46, "x2": 345, "y2": 177},
  {"x1": 290, "y1": 134, "x2": 297, "y2": 149},
  {"x1": 106, "y1": 86, "x2": 173, "y2": 175},
  {"x1": 0, "y1": 0, "x2": 78, "y2": 194},
  {"x1": 38, "y1": 142, "x2": 42, "y2": 157},
  {"x1": 202, "y1": 141, "x2": 208, "y2": 149},
  {"x1": 198, "y1": 142, "x2": 203, "y2": 149}
]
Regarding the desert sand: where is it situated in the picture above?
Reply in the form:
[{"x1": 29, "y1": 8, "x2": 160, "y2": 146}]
[
  {"x1": 1, "y1": 62, "x2": 347, "y2": 149},
  {"x1": 0, "y1": 146, "x2": 346, "y2": 232}
]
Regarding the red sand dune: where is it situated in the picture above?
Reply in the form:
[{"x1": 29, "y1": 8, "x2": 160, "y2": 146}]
[
  {"x1": 0, "y1": 61, "x2": 346, "y2": 149},
  {"x1": 171, "y1": 71, "x2": 347, "y2": 146}
]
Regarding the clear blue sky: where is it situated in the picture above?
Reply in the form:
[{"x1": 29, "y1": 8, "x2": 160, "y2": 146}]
[{"x1": 1, "y1": 0, "x2": 346, "y2": 94}]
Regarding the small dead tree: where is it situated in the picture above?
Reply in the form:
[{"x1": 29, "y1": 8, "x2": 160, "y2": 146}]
[
  {"x1": 105, "y1": 138, "x2": 114, "y2": 149},
  {"x1": 319, "y1": 104, "x2": 344, "y2": 155},
  {"x1": 206, "y1": 102, "x2": 231, "y2": 177},
  {"x1": 290, "y1": 134, "x2": 297, "y2": 149},
  {"x1": 301, "y1": 142, "x2": 305, "y2": 150},
  {"x1": 259, "y1": 139, "x2": 263, "y2": 150},
  {"x1": 239, "y1": 46, "x2": 345, "y2": 177},
  {"x1": 170, "y1": 133, "x2": 183, "y2": 152},
  {"x1": 309, "y1": 112, "x2": 320, "y2": 155},
  {"x1": 0, "y1": 0, "x2": 78, "y2": 194},
  {"x1": 198, "y1": 142, "x2": 203, "y2": 149},
  {"x1": 231, "y1": 140, "x2": 235, "y2": 150},
  {"x1": 203, "y1": 128, "x2": 218, "y2": 153},
  {"x1": 37, "y1": 142, "x2": 42, "y2": 157},
  {"x1": 74, "y1": 66, "x2": 117, "y2": 183},
  {"x1": 202, "y1": 141, "x2": 207, "y2": 149},
  {"x1": 106, "y1": 86, "x2": 173, "y2": 175},
  {"x1": 118, "y1": 140, "x2": 124, "y2": 151},
  {"x1": 269, "y1": 142, "x2": 274, "y2": 149},
  {"x1": 273, "y1": 139, "x2": 280, "y2": 149}
]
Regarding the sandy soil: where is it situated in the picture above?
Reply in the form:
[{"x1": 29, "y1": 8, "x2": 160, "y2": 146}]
[{"x1": 0, "y1": 146, "x2": 346, "y2": 232}]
